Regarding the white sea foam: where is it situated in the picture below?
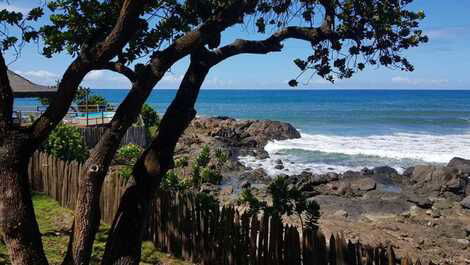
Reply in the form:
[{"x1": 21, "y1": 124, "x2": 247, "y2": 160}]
[
  {"x1": 240, "y1": 132, "x2": 470, "y2": 176},
  {"x1": 265, "y1": 132, "x2": 470, "y2": 163}
]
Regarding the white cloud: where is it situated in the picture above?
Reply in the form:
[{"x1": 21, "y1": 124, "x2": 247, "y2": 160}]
[
  {"x1": 83, "y1": 70, "x2": 130, "y2": 88},
  {"x1": 14, "y1": 70, "x2": 60, "y2": 85},
  {"x1": 84, "y1": 70, "x2": 105, "y2": 81},
  {"x1": 0, "y1": 3, "x2": 30, "y2": 14},
  {"x1": 426, "y1": 26, "x2": 470, "y2": 40},
  {"x1": 161, "y1": 73, "x2": 184, "y2": 84},
  {"x1": 391, "y1": 76, "x2": 449, "y2": 86}
]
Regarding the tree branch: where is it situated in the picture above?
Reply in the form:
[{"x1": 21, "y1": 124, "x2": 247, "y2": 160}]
[
  {"x1": 207, "y1": 26, "x2": 336, "y2": 66},
  {"x1": 96, "y1": 62, "x2": 138, "y2": 83}
]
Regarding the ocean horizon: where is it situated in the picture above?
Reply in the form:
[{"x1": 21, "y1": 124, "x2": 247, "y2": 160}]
[{"x1": 15, "y1": 89, "x2": 470, "y2": 175}]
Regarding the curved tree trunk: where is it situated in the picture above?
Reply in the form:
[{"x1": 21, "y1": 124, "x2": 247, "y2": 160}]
[
  {"x1": 101, "y1": 51, "x2": 211, "y2": 265},
  {"x1": 62, "y1": 78, "x2": 154, "y2": 265},
  {"x1": 0, "y1": 131, "x2": 49, "y2": 265}
]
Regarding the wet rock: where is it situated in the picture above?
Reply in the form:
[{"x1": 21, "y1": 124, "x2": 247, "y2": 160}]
[
  {"x1": 448, "y1": 157, "x2": 470, "y2": 174},
  {"x1": 403, "y1": 167, "x2": 415, "y2": 177},
  {"x1": 406, "y1": 195, "x2": 433, "y2": 209},
  {"x1": 326, "y1": 172, "x2": 339, "y2": 182},
  {"x1": 373, "y1": 166, "x2": 398, "y2": 176},
  {"x1": 461, "y1": 196, "x2": 470, "y2": 209},
  {"x1": 361, "y1": 168, "x2": 373, "y2": 176},
  {"x1": 350, "y1": 178, "x2": 377, "y2": 192},
  {"x1": 255, "y1": 149, "x2": 270, "y2": 159},
  {"x1": 275, "y1": 159, "x2": 283, "y2": 165},
  {"x1": 343, "y1": 170, "x2": 363, "y2": 179},
  {"x1": 274, "y1": 164, "x2": 284, "y2": 170},
  {"x1": 240, "y1": 180, "x2": 251, "y2": 189},
  {"x1": 240, "y1": 168, "x2": 269, "y2": 184}
]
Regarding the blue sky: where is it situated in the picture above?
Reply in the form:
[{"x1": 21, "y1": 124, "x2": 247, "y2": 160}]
[{"x1": 2, "y1": 0, "x2": 470, "y2": 90}]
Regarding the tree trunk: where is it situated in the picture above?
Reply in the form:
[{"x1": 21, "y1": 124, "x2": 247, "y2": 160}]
[
  {"x1": 101, "y1": 51, "x2": 211, "y2": 265},
  {"x1": 0, "y1": 131, "x2": 49, "y2": 265},
  {"x1": 62, "y1": 80, "x2": 152, "y2": 265}
]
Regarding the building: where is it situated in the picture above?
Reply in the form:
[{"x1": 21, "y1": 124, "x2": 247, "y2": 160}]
[{"x1": 9, "y1": 70, "x2": 57, "y2": 98}]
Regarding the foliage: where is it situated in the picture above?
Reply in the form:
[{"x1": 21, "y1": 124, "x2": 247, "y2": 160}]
[
  {"x1": 190, "y1": 145, "x2": 226, "y2": 186},
  {"x1": 116, "y1": 144, "x2": 143, "y2": 163},
  {"x1": 116, "y1": 144, "x2": 143, "y2": 181},
  {"x1": 214, "y1": 149, "x2": 228, "y2": 168},
  {"x1": 200, "y1": 167, "x2": 222, "y2": 185},
  {"x1": 118, "y1": 166, "x2": 133, "y2": 181},
  {"x1": 195, "y1": 192, "x2": 220, "y2": 212},
  {"x1": 161, "y1": 170, "x2": 190, "y2": 192},
  {"x1": 175, "y1": 156, "x2": 189, "y2": 168},
  {"x1": 195, "y1": 145, "x2": 210, "y2": 168},
  {"x1": 77, "y1": 95, "x2": 108, "y2": 108},
  {"x1": 141, "y1": 104, "x2": 160, "y2": 128},
  {"x1": 41, "y1": 123, "x2": 88, "y2": 162},
  {"x1": 239, "y1": 175, "x2": 321, "y2": 231},
  {"x1": 238, "y1": 188, "x2": 267, "y2": 216},
  {"x1": 147, "y1": 125, "x2": 159, "y2": 139}
]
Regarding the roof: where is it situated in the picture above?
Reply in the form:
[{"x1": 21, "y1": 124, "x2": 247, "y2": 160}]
[{"x1": 9, "y1": 70, "x2": 57, "y2": 98}]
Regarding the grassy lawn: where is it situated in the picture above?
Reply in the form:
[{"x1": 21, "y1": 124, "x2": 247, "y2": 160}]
[{"x1": 0, "y1": 193, "x2": 192, "y2": 265}]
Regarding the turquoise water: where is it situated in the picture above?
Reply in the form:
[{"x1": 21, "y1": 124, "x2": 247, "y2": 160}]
[
  {"x1": 77, "y1": 112, "x2": 115, "y2": 119},
  {"x1": 15, "y1": 89, "x2": 470, "y2": 174}
]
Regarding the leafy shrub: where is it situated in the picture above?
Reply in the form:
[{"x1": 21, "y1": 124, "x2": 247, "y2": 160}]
[
  {"x1": 195, "y1": 145, "x2": 210, "y2": 167},
  {"x1": 161, "y1": 170, "x2": 190, "y2": 191},
  {"x1": 214, "y1": 148, "x2": 228, "y2": 168},
  {"x1": 195, "y1": 192, "x2": 219, "y2": 212},
  {"x1": 42, "y1": 123, "x2": 88, "y2": 162},
  {"x1": 238, "y1": 175, "x2": 321, "y2": 231},
  {"x1": 200, "y1": 167, "x2": 222, "y2": 185},
  {"x1": 118, "y1": 165, "x2": 133, "y2": 180},
  {"x1": 116, "y1": 144, "x2": 143, "y2": 163},
  {"x1": 141, "y1": 104, "x2": 160, "y2": 128},
  {"x1": 76, "y1": 93, "x2": 109, "y2": 112},
  {"x1": 191, "y1": 163, "x2": 202, "y2": 186},
  {"x1": 175, "y1": 156, "x2": 189, "y2": 168},
  {"x1": 238, "y1": 188, "x2": 267, "y2": 216}
]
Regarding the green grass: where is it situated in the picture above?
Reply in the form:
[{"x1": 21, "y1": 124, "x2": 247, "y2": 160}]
[{"x1": 0, "y1": 193, "x2": 192, "y2": 265}]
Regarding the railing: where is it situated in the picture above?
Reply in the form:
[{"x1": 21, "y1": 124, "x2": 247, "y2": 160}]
[{"x1": 13, "y1": 104, "x2": 119, "y2": 127}]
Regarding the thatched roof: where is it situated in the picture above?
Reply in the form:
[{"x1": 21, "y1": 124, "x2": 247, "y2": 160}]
[{"x1": 9, "y1": 70, "x2": 57, "y2": 98}]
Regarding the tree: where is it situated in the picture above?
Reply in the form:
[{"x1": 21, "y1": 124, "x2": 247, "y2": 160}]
[{"x1": 0, "y1": 1, "x2": 426, "y2": 265}]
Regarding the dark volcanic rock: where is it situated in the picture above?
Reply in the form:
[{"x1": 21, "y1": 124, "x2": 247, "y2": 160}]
[
  {"x1": 240, "y1": 168, "x2": 269, "y2": 184},
  {"x1": 372, "y1": 166, "x2": 398, "y2": 176},
  {"x1": 406, "y1": 165, "x2": 468, "y2": 199},
  {"x1": 194, "y1": 117, "x2": 300, "y2": 149},
  {"x1": 448, "y1": 157, "x2": 470, "y2": 174},
  {"x1": 406, "y1": 194, "x2": 433, "y2": 209},
  {"x1": 350, "y1": 178, "x2": 377, "y2": 192}
]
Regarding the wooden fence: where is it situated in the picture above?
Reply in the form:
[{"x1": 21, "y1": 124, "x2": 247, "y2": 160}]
[
  {"x1": 28, "y1": 152, "x2": 433, "y2": 265},
  {"x1": 79, "y1": 127, "x2": 150, "y2": 148}
]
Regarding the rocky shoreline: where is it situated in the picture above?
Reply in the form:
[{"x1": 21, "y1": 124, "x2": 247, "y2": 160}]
[{"x1": 174, "y1": 116, "x2": 470, "y2": 264}]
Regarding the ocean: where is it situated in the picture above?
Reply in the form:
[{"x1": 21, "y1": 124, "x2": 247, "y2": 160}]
[{"x1": 15, "y1": 89, "x2": 470, "y2": 175}]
